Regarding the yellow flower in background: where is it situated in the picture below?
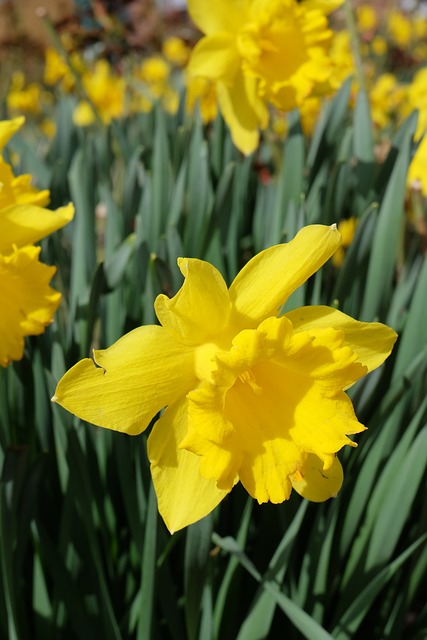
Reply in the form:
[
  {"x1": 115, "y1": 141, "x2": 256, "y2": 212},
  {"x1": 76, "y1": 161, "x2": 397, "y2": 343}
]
[
  {"x1": 7, "y1": 72, "x2": 42, "y2": 116},
  {"x1": 298, "y1": 96, "x2": 322, "y2": 136},
  {"x1": 163, "y1": 37, "x2": 190, "y2": 67},
  {"x1": 44, "y1": 48, "x2": 70, "y2": 87},
  {"x1": 400, "y1": 68, "x2": 427, "y2": 194},
  {"x1": 413, "y1": 15, "x2": 427, "y2": 39},
  {"x1": 53, "y1": 225, "x2": 396, "y2": 533},
  {"x1": 133, "y1": 56, "x2": 180, "y2": 116},
  {"x1": 0, "y1": 247, "x2": 62, "y2": 366},
  {"x1": 404, "y1": 67, "x2": 427, "y2": 135},
  {"x1": 41, "y1": 118, "x2": 57, "y2": 139},
  {"x1": 140, "y1": 56, "x2": 171, "y2": 98},
  {"x1": 356, "y1": 5, "x2": 377, "y2": 33},
  {"x1": 371, "y1": 35, "x2": 387, "y2": 57},
  {"x1": 73, "y1": 60, "x2": 125, "y2": 126},
  {"x1": 413, "y1": 42, "x2": 427, "y2": 63},
  {"x1": 332, "y1": 217, "x2": 357, "y2": 268},
  {"x1": 186, "y1": 76, "x2": 218, "y2": 124},
  {"x1": 328, "y1": 31, "x2": 355, "y2": 91},
  {"x1": 271, "y1": 112, "x2": 289, "y2": 139},
  {"x1": 369, "y1": 73, "x2": 401, "y2": 130},
  {"x1": 0, "y1": 117, "x2": 74, "y2": 366},
  {"x1": 44, "y1": 47, "x2": 85, "y2": 92},
  {"x1": 387, "y1": 10, "x2": 412, "y2": 49},
  {"x1": 187, "y1": 0, "x2": 342, "y2": 155},
  {"x1": 408, "y1": 135, "x2": 427, "y2": 196},
  {"x1": 162, "y1": 88, "x2": 180, "y2": 115}
]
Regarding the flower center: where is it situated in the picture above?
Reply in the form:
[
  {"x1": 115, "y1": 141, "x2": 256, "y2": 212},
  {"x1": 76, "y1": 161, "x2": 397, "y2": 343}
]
[{"x1": 238, "y1": 369, "x2": 263, "y2": 395}]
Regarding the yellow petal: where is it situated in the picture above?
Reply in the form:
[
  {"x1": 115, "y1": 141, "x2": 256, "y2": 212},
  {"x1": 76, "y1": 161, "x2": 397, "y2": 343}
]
[
  {"x1": 0, "y1": 203, "x2": 74, "y2": 253},
  {"x1": 286, "y1": 305, "x2": 398, "y2": 374},
  {"x1": 73, "y1": 102, "x2": 95, "y2": 127},
  {"x1": 147, "y1": 397, "x2": 229, "y2": 533},
  {"x1": 52, "y1": 326, "x2": 197, "y2": 435},
  {"x1": 188, "y1": 0, "x2": 249, "y2": 35},
  {"x1": 184, "y1": 384, "x2": 241, "y2": 490},
  {"x1": 229, "y1": 224, "x2": 341, "y2": 328},
  {"x1": 216, "y1": 72, "x2": 267, "y2": 155},
  {"x1": 0, "y1": 245, "x2": 60, "y2": 367},
  {"x1": 155, "y1": 257, "x2": 231, "y2": 345},
  {"x1": 182, "y1": 314, "x2": 364, "y2": 503},
  {"x1": 187, "y1": 34, "x2": 240, "y2": 82},
  {"x1": 291, "y1": 454, "x2": 343, "y2": 501},
  {"x1": 0, "y1": 116, "x2": 25, "y2": 152},
  {"x1": 303, "y1": 0, "x2": 343, "y2": 16},
  {"x1": 277, "y1": 325, "x2": 367, "y2": 393},
  {"x1": 0, "y1": 159, "x2": 50, "y2": 209}
]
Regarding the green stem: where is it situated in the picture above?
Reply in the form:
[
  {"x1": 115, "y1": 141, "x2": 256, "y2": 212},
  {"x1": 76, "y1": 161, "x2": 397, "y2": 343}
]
[{"x1": 343, "y1": 0, "x2": 366, "y2": 94}]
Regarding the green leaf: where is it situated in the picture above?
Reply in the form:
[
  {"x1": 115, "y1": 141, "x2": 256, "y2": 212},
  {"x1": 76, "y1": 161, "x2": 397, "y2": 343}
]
[
  {"x1": 361, "y1": 113, "x2": 417, "y2": 321},
  {"x1": 333, "y1": 535, "x2": 427, "y2": 640},
  {"x1": 213, "y1": 534, "x2": 334, "y2": 640},
  {"x1": 185, "y1": 515, "x2": 214, "y2": 640},
  {"x1": 136, "y1": 483, "x2": 158, "y2": 640}
]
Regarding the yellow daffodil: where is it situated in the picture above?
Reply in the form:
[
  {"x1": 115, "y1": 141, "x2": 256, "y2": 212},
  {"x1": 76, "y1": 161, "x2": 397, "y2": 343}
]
[
  {"x1": 328, "y1": 31, "x2": 355, "y2": 92},
  {"x1": 0, "y1": 247, "x2": 62, "y2": 366},
  {"x1": 332, "y1": 218, "x2": 357, "y2": 268},
  {"x1": 369, "y1": 73, "x2": 401, "y2": 130},
  {"x1": 163, "y1": 37, "x2": 190, "y2": 67},
  {"x1": 132, "y1": 56, "x2": 180, "y2": 116},
  {"x1": 187, "y1": 0, "x2": 342, "y2": 155},
  {"x1": 44, "y1": 47, "x2": 85, "y2": 93},
  {"x1": 6, "y1": 72, "x2": 42, "y2": 116},
  {"x1": 356, "y1": 5, "x2": 377, "y2": 33},
  {"x1": 387, "y1": 10, "x2": 412, "y2": 49},
  {"x1": 0, "y1": 117, "x2": 74, "y2": 366},
  {"x1": 371, "y1": 35, "x2": 387, "y2": 57},
  {"x1": 298, "y1": 96, "x2": 322, "y2": 136},
  {"x1": 73, "y1": 60, "x2": 125, "y2": 126},
  {"x1": 139, "y1": 56, "x2": 171, "y2": 98},
  {"x1": 53, "y1": 225, "x2": 396, "y2": 532},
  {"x1": 408, "y1": 135, "x2": 427, "y2": 196},
  {"x1": 186, "y1": 76, "x2": 218, "y2": 124}
]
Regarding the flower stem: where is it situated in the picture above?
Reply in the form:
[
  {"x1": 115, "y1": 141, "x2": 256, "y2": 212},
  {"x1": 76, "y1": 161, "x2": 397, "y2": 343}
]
[{"x1": 343, "y1": 0, "x2": 366, "y2": 94}]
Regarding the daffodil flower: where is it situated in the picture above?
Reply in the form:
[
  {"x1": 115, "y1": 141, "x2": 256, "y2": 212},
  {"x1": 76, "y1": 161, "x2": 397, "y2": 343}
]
[
  {"x1": 0, "y1": 117, "x2": 74, "y2": 366},
  {"x1": 73, "y1": 60, "x2": 125, "y2": 127},
  {"x1": 53, "y1": 225, "x2": 396, "y2": 532},
  {"x1": 186, "y1": 0, "x2": 342, "y2": 154}
]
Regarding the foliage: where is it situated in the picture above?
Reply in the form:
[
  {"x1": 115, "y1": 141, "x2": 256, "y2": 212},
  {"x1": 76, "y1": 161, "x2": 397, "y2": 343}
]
[{"x1": 0, "y1": 83, "x2": 426, "y2": 639}]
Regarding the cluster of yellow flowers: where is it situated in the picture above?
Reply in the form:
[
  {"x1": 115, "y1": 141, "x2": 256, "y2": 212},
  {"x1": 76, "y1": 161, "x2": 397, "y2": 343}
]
[
  {"x1": 0, "y1": 118, "x2": 74, "y2": 367},
  {"x1": 6, "y1": 2, "x2": 427, "y2": 163},
  {"x1": 2, "y1": 2, "x2": 417, "y2": 531}
]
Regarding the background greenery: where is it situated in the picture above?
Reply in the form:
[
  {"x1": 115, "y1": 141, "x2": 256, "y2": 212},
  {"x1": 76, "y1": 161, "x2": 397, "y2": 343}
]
[{"x1": 0, "y1": 81, "x2": 426, "y2": 639}]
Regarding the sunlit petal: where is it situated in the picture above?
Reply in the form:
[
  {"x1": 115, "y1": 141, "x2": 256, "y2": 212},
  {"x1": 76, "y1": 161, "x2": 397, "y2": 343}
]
[
  {"x1": 187, "y1": 34, "x2": 240, "y2": 82},
  {"x1": 229, "y1": 225, "x2": 341, "y2": 327},
  {"x1": 216, "y1": 72, "x2": 268, "y2": 155},
  {"x1": 53, "y1": 326, "x2": 196, "y2": 435},
  {"x1": 188, "y1": 0, "x2": 250, "y2": 35},
  {"x1": 155, "y1": 257, "x2": 231, "y2": 345},
  {"x1": 147, "y1": 397, "x2": 229, "y2": 533},
  {"x1": 286, "y1": 305, "x2": 398, "y2": 374},
  {"x1": 0, "y1": 116, "x2": 25, "y2": 151},
  {"x1": 291, "y1": 454, "x2": 343, "y2": 501},
  {"x1": 0, "y1": 203, "x2": 74, "y2": 254}
]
